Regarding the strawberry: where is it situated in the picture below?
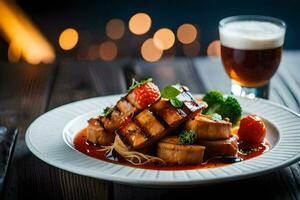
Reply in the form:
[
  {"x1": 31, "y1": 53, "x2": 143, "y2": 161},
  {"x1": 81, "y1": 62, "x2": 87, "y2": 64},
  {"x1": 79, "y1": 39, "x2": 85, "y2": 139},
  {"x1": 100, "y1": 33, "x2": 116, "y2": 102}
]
[{"x1": 133, "y1": 82, "x2": 160, "y2": 109}]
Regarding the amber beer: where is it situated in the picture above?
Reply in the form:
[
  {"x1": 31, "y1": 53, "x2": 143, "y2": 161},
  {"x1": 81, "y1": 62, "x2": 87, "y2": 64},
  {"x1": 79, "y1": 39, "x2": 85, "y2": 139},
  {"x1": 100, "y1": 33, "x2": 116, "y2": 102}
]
[
  {"x1": 219, "y1": 18, "x2": 286, "y2": 88},
  {"x1": 221, "y1": 46, "x2": 282, "y2": 87}
]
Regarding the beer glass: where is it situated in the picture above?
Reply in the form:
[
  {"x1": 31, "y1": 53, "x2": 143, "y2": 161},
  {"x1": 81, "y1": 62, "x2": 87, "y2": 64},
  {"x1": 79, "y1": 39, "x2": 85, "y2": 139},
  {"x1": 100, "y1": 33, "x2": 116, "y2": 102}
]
[{"x1": 219, "y1": 15, "x2": 286, "y2": 98}]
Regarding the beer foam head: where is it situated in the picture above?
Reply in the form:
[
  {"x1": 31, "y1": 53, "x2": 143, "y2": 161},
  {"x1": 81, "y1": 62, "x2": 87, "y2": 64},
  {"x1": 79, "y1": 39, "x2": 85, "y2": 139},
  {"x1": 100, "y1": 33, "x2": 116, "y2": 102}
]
[{"x1": 219, "y1": 21, "x2": 285, "y2": 50}]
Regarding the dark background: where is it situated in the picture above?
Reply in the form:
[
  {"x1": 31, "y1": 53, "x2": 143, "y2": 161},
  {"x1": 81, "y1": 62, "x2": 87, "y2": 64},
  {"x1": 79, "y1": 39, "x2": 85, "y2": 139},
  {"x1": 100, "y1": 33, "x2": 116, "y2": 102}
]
[{"x1": 0, "y1": 0, "x2": 299, "y2": 61}]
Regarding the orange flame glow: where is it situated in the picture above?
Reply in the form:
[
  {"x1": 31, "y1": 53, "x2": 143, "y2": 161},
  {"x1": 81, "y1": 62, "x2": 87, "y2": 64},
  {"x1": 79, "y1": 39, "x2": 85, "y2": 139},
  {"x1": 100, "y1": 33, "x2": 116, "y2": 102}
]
[{"x1": 0, "y1": 0, "x2": 55, "y2": 64}]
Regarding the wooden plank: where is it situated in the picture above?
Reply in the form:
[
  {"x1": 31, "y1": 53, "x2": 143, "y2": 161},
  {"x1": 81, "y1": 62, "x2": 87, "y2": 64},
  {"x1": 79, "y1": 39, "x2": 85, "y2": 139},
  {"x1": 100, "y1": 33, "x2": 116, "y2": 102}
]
[
  {"x1": 0, "y1": 62, "x2": 61, "y2": 200},
  {"x1": 135, "y1": 58, "x2": 206, "y2": 93},
  {"x1": 0, "y1": 127, "x2": 18, "y2": 198},
  {"x1": 114, "y1": 171, "x2": 291, "y2": 200},
  {"x1": 47, "y1": 60, "x2": 127, "y2": 200},
  {"x1": 192, "y1": 57, "x2": 231, "y2": 93},
  {"x1": 48, "y1": 61, "x2": 127, "y2": 109}
]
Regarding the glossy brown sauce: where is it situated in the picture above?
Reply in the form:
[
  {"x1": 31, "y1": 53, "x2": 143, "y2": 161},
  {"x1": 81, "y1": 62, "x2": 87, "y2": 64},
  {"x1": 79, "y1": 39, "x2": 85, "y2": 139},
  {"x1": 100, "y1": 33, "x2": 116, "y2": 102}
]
[{"x1": 74, "y1": 128, "x2": 270, "y2": 170}]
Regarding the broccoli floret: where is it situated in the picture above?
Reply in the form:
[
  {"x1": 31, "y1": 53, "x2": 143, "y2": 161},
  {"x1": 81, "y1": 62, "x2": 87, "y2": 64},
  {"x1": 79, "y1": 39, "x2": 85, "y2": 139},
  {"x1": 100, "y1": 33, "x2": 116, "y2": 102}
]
[
  {"x1": 202, "y1": 90, "x2": 242, "y2": 125},
  {"x1": 202, "y1": 90, "x2": 224, "y2": 114},
  {"x1": 216, "y1": 96, "x2": 242, "y2": 125},
  {"x1": 179, "y1": 130, "x2": 196, "y2": 145}
]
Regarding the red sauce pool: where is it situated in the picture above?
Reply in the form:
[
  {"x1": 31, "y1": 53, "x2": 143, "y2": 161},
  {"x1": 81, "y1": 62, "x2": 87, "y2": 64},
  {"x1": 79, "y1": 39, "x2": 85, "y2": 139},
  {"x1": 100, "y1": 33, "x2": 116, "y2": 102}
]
[{"x1": 74, "y1": 128, "x2": 270, "y2": 170}]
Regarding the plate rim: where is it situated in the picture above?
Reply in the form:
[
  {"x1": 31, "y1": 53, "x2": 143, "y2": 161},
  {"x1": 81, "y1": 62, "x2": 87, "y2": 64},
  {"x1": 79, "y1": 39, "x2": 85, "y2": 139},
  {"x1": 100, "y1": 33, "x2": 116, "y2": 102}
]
[{"x1": 25, "y1": 94, "x2": 300, "y2": 187}]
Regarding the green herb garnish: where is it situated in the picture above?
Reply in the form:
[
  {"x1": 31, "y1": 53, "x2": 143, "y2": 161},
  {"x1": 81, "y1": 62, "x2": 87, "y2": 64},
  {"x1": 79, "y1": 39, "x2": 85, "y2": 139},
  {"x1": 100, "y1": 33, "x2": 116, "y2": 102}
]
[
  {"x1": 170, "y1": 98, "x2": 184, "y2": 108},
  {"x1": 161, "y1": 85, "x2": 181, "y2": 99},
  {"x1": 161, "y1": 84, "x2": 184, "y2": 108},
  {"x1": 102, "y1": 106, "x2": 113, "y2": 117},
  {"x1": 239, "y1": 147, "x2": 263, "y2": 155},
  {"x1": 128, "y1": 78, "x2": 152, "y2": 92},
  {"x1": 179, "y1": 130, "x2": 196, "y2": 145}
]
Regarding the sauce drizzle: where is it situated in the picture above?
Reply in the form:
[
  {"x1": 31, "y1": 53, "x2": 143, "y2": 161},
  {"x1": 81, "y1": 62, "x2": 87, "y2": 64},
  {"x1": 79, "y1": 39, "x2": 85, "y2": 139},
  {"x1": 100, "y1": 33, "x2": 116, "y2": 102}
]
[{"x1": 74, "y1": 128, "x2": 270, "y2": 170}]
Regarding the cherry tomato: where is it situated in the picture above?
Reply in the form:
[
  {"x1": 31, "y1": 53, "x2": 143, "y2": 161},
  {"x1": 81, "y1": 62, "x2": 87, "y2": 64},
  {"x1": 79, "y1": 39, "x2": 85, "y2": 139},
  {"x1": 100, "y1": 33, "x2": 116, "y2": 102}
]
[{"x1": 238, "y1": 114, "x2": 266, "y2": 145}]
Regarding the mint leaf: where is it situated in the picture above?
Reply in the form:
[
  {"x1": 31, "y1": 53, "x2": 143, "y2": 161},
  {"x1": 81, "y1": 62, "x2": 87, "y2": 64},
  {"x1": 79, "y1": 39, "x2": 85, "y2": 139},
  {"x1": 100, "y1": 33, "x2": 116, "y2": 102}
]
[
  {"x1": 170, "y1": 98, "x2": 183, "y2": 108},
  {"x1": 210, "y1": 113, "x2": 222, "y2": 122},
  {"x1": 128, "y1": 78, "x2": 152, "y2": 92},
  {"x1": 161, "y1": 85, "x2": 183, "y2": 109},
  {"x1": 161, "y1": 85, "x2": 181, "y2": 99},
  {"x1": 102, "y1": 106, "x2": 113, "y2": 117}
]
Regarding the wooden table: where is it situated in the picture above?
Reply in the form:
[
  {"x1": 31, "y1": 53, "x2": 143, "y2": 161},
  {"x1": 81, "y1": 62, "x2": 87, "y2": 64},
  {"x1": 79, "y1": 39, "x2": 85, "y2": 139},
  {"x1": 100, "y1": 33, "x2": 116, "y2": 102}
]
[{"x1": 1, "y1": 51, "x2": 300, "y2": 200}]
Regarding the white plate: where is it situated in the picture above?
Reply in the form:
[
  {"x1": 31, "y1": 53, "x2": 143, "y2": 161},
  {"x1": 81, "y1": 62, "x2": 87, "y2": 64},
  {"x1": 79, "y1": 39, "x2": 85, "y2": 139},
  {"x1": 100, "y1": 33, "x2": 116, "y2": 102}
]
[{"x1": 25, "y1": 95, "x2": 300, "y2": 187}]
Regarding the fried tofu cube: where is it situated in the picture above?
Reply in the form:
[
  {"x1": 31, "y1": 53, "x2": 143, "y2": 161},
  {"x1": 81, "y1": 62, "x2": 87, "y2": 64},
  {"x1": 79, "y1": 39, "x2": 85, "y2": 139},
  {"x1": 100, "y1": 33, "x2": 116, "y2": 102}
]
[
  {"x1": 116, "y1": 99, "x2": 137, "y2": 117},
  {"x1": 87, "y1": 118, "x2": 114, "y2": 145},
  {"x1": 87, "y1": 118, "x2": 103, "y2": 144},
  {"x1": 151, "y1": 98, "x2": 169, "y2": 111},
  {"x1": 135, "y1": 109, "x2": 165, "y2": 137},
  {"x1": 117, "y1": 121, "x2": 148, "y2": 149},
  {"x1": 100, "y1": 109, "x2": 126, "y2": 132},
  {"x1": 151, "y1": 99, "x2": 184, "y2": 126},
  {"x1": 177, "y1": 92, "x2": 206, "y2": 112},
  {"x1": 126, "y1": 92, "x2": 142, "y2": 110}
]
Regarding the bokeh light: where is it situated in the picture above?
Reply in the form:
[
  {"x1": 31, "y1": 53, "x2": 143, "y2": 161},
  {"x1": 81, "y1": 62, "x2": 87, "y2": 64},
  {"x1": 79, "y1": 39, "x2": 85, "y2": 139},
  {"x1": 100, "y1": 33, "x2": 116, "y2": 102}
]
[
  {"x1": 153, "y1": 28, "x2": 175, "y2": 50},
  {"x1": 177, "y1": 24, "x2": 197, "y2": 44},
  {"x1": 99, "y1": 41, "x2": 118, "y2": 61},
  {"x1": 183, "y1": 40, "x2": 200, "y2": 56},
  {"x1": 59, "y1": 28, "x2": 79, "y2": 50},
  {"x1": 129, "y1": 13, "x2": 151, "y2": 35},
  {"x1": 87, "y1": 45, "x2": 99, "y2": 60},
  {"x1": 141, "y1": 38, "x2": 163, "y2": 62},
  {"x1": 106, "y1": 18, "x2": 125, "y2": 40},
  {"x1": 207, "y1": 40, "x2": 221, "y2": 57}
]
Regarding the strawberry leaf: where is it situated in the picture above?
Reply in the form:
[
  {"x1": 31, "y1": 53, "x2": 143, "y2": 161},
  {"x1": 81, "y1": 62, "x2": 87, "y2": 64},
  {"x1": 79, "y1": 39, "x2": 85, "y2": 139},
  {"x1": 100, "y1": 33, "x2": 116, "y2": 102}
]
[{"x1": 127, "y1": 78, "x2": 152, "y2": 92}]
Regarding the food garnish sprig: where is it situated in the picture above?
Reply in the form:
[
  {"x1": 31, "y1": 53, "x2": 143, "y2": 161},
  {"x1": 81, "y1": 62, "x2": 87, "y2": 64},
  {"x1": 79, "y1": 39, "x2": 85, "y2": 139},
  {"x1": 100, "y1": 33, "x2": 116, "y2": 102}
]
[
  {"x1": 179, "y1": 130, "x2": 196, "y2": 145},
  {"x1": 101, "y1": 106, "x2": 113, "y2": 117},
  {"x1": 161, "y1": 84, "x2": 184, "y2": 108},
  {"x1": 128, "y1": 78, "x2": 152, "y2": 92}
]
